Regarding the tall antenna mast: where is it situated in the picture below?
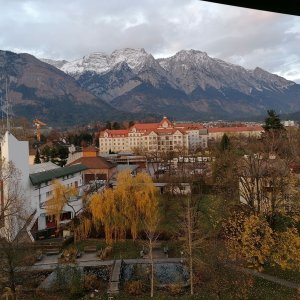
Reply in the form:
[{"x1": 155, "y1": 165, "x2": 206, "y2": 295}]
[
  {"x1": 5, "y1": 78, "x2": 10, "y2": 132},
  {"x1": 0, "y1": 96, "x2": 3, "y2": 134}
]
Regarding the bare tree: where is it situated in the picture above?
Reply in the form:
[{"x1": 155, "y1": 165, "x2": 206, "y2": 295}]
[
  {"x1": 180, "y1": 192, "x2": 208, "y2": 296},
  {"x1": 168, "y1": 154, "x2": 208, "y2": 296},
  {"x1": 0, "y1": 160, "x2": 30, "y2": 300},
  {"x1": 143, "y1": 204, "x2": 160, "y2": 298},
  {"x1": 0, "y1": 160, "x2": 24, "y2": 228},
  {"x1": 0, "y1": 220, "x2": 32, "y2": 299}
]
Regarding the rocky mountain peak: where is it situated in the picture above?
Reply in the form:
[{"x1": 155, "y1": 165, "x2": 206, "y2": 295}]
[
  {"x1": 252, "y1": 67, "x2": 294, "y2": 88},
  {"x1": 175, "y1": 49, "x2": 208, "y2": 59},
  {"x1": 59, "y1": 48, "x2": 158, "y2": 77},
  {"x1": 40, "y1": 47, "x2": 300, "y2": 120},
  {"x1": 110, "y1": 48, "x2": 156, "y2": 72}
]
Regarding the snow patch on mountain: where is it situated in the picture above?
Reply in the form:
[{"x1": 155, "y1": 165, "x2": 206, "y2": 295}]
[
  {"x1": 60, "y1": 48, "x2": 158, "y2": 77},
  {"x1": 45, "y1": 47, "x2": 296, "y2": 100}
]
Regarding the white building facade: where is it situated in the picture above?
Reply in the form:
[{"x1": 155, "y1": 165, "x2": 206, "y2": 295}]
[
  {"x1": 99, "y1": 117, "x2": 208, "y2": 153},
  {"x1": 0, "y1": 131, "x2": 86, "y2": 241}
]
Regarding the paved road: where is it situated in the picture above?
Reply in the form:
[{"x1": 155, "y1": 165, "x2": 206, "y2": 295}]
[
  {"x1": 29, "y1": 257, "x2": 184, "y2": 271},
  {"x1": 232, "y1": 265, "x2": 300, "y2": 290}
]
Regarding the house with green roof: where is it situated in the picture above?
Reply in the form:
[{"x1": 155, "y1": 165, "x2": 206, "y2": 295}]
[{"x1": 0, "y1": 131, "x2": 87, "y2": 242}]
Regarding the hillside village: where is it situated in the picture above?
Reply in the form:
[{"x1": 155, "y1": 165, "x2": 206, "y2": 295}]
[{"x1": 0, "y1": 112, "x2": 300, "y2": 299}]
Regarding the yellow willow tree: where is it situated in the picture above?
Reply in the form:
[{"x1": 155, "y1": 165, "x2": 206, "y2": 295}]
[
  {"x1": 45, "y1": 180, "x2": 79, "y2": 239},
  {"x1": 89, "y1": 170, "x2": 159, "y2": 243},
  {"x1": 115, "y1": 170, "x2": 158, "y2": 240},
  {"x1": 89, "y1": 188, "x2": 127, "y2": 245}
]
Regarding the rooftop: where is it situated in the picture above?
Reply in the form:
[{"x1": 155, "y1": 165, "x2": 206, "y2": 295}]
[
  {"x1": 208, "y1": 126, "x2": 263, "y2": 133},
  {"x1": 29, "y1": 164, "x2": 87, "y2": 186},
  {"x1": 68, "y1": 156, "x2": 115, "y2": 169},
  {"x1": 116, "y1": 164, "x2": 139, "y2": 173},
  {"x1": 29, "y1": 162, "x2": 59, "y2": 175}
]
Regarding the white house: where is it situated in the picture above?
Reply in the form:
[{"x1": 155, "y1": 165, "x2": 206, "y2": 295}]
[{"x1": 0, "y1": 131, "x2": 87, "y2": 242}]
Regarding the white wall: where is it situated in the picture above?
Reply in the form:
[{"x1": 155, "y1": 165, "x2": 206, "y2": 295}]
[
  {"x1": 0, "y1": 132, "x2": 32, "y2": 239},
  {"x1": 1, "y1": 131, "x2": 30, "y2": 197},
  {"x1": 30, "y1": 173, "x2": 83, "y2": 231}
]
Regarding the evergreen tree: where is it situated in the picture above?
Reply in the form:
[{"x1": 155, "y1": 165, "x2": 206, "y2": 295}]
[
  {"x1": 220, "y1": 134, "x2": 230, "y2": 151},
  {"x1": 34, "y1": 149, "x2": 41, "y2": 164},
  {"x1": 105, "y1": 121, "x2": 112, "y2": 130},
  {"x1": 263, "y1": 110, "x2": 284, "y2": 131},
  {"x1": 129, "y1": 120, "x2": 135, "y2": 128},
  {"x1": 112, "y1": 121, "x2": 121, "y2": 130}
]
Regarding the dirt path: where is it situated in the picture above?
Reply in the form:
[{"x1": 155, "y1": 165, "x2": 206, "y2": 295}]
[{"x1": 232, "y1": 265, "x2": 300, "y2": 290}]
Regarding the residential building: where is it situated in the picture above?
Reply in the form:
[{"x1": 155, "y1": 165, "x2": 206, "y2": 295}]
[
  {"x1": 99, "y1": 117, "x2": 208, "y2": 153},
  {"x1": 0, "y1": 131, "x2": 86, "y2": 241},
  {"x1": 208, "y1": 126, "x2": 264, "y2": 141},
  {"x1": 68, "y1": 146, "x2": 116, "y2": 182},
  {"x1": 28, "y1": 163, "x2": 86, "y2": 240}
]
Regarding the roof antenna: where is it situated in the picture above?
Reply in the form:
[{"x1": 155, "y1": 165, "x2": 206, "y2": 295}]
[
  {"x1": 5, "y1": 78, "x2": 10, "y2": 132},
  {"x1": 0, "y1": 95, "x2": 4, "y2": 134}
]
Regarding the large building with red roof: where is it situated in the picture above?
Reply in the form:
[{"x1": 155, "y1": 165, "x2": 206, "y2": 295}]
[{"x1": 99, "y1": 117, "x2": 208, "y2": 153}]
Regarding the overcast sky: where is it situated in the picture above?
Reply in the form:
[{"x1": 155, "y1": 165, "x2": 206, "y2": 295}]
[{"x1": 1, "y1": 0, "x2": 299, "y2": 82}]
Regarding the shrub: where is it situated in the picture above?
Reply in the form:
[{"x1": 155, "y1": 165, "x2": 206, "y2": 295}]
[
  {"x1": 53, "y1": 264, "x2": 84, "y2": 297},
  {"x1": 124, "y1": 280, "x2": 143, "y2": 295},
  {"x1": 60, "y1": 247, "x2": 78, "y2": 264},
  {"x1": 167, "y1": 283, "x2": 184, "y2": 295},
  {"x1": 82, "y1": 273, "x2": 99, "y2": 291}
]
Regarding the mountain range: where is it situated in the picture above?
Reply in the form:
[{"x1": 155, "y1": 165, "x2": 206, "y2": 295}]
[{"x1": 0, "y1": 48, "x2": 299, "y2": 127}]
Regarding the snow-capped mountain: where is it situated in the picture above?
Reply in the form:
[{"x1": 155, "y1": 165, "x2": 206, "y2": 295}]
[
  {"x1": 0, "y1": 50, "x2": 134, "y2": 126},
  {"x1": 41, "y1": 58, "x2": 68, "y2": 69},
  {"x1": 42, "y1": 48, "x2": 300, "y2": 120},
  {"x1": 61, "y1": 48, "x2": 159, "y2": 76},
  {"x1": 58, "y1": 48, "x2": 176, "y2": 101},
  {"x1": 158, "y1": 49, "x2": 294, "y2": 94}
]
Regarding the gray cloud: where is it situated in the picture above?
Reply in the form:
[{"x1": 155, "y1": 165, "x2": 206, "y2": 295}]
[{"x1": 0, "y1": 0, "x2": 299, "y2": 82}]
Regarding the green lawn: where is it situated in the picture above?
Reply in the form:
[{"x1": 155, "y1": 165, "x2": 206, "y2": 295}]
[
  {"x1": 66, "y1": 239, "x2": 143, "y2": 259},
  {"x1": 113, "y1": 276, "x2": 299, "y2": 300},
  {"x1": 248, "y1": 277, "x2": 299, "y2": 300}
]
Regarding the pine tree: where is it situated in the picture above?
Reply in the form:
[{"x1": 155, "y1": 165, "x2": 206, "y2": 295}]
[
  {"x1": 263, "y1": 110, "x2": 284, "y2": 131},
  {"x1": 220, "y1": 134, "x2": 230, "y2": 151},
  {"x1": 105, "y1": 121, "x2": 112, "y2": 130},
  {"x1": 112, "y1": 121, "x2": 121, "y2": 130},
  {"x1": 129, "y1": 120, "x2": 135, "y2": 127}
]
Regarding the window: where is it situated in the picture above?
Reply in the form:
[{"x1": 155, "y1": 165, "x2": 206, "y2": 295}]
[{"x1": 46, "y1": 191, "x2": 52, "y2": 197}]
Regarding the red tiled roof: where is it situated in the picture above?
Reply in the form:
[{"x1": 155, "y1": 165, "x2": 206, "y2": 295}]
[
  {"x1": 208, "y1": 126, "x2": 264, "y2": 133},
  {"x1": 158, "y1": 117, "x2": 173, "y2": 127},
  {"x1": 132, "y1": 123, "x2": 159, "y2": 130},
  {"x1": 175, "y1": 123, "x2": 205, "y2": 130},
  {"x1": 99, "y1": 118, "x2": 205, "y2": 138},
  {"x1": 69, "y1": 156, "x2": 115, "y2": 169},
  {"x1": 99, "y1": 129, "x2": 129, "y2": 137}
]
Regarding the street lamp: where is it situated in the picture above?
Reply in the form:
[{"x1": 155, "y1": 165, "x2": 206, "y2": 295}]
[{"x1": 180, "y1": 251, "x2": 184, "y2": 263}]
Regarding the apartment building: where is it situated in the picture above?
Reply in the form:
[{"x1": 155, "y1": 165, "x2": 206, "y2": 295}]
[
  {"x1": 99, "y1": 117, "x2": 208, "y2": 153},
  {"x1": 0, "y1": 131, "x2": 86, "y2": 241},
  {"x1": 208, "y1": 126, "x2": 264, "y2": 141}
]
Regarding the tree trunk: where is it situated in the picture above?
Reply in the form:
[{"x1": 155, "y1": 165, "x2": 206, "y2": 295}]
[
  {"x1": 9, "y1": 260, "x2": 16, "y2": 300},
  {"x1": 187, "y1": 196, "x2": 194, "y2": 295},
  {"x1": 255, "y1": 177, "x2": 260, "y2": 214},
  {"x1": 150, "y1": 238, "x2": 154, "y2": 298}
]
